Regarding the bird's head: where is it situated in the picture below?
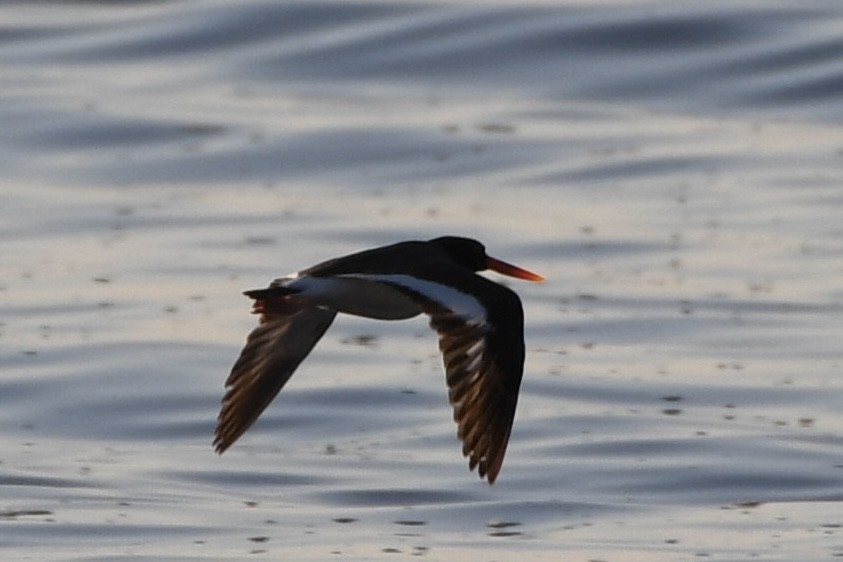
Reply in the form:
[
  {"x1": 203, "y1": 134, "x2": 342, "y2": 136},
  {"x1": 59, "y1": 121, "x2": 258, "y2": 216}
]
[{"x1": 430, "y1": 236, "x2": 545, "y2": 282}]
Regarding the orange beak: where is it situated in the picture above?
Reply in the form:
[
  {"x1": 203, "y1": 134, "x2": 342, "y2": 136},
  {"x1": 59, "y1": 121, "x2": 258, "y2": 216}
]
[{"x1": 486, "y1": 256, "x2": 546, "y2": 282}]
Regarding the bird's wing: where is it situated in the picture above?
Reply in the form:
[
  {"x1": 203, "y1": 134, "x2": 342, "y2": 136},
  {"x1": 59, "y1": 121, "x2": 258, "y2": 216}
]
[
  {"x1": 428, "y1": 307, "x2": 523, "y2": 484},
  {"x1": 214, "y1": 295, "x2": 336, "y2": 453},
  {"x1": 366, "y1": 274, "x2": 525, "y2": 484}
]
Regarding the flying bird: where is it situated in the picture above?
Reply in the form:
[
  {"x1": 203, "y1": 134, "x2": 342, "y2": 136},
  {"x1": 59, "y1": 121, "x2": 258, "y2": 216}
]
[{"x1": 214, "y1": 236, "x2": 544, "y2": 483}]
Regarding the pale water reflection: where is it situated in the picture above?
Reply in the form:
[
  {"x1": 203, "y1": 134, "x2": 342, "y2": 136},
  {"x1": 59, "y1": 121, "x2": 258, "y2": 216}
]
[{"x1": 2, "y1": 1, "x2": 843, "y2": 560}]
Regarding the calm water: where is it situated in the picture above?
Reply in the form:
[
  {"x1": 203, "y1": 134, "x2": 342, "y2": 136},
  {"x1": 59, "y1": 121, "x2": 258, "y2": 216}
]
[{"x1": 3, "y1": 1, "x2": 843, "y2": 560}]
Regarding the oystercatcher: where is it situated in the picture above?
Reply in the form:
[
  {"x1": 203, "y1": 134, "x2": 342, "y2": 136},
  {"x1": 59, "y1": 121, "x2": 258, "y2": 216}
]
[{"x1": 214, "y1": 236, "x2": 544, "y2": 483}]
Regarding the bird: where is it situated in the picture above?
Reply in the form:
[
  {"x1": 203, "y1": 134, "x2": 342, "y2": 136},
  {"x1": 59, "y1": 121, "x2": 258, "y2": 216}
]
[{"x1": 214, "y1": 236, "x2": 544, "y2": 484}]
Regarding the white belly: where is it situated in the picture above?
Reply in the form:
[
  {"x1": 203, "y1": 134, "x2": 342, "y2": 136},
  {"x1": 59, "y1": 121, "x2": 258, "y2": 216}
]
[{"x1": 285, "y1": 276, "x2": 423, "y2": 320}]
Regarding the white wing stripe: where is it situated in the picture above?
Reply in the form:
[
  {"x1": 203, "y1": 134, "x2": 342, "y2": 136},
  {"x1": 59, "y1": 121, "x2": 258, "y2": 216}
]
[{"x1": 342, "y1": 273, "x2": 487, "y2": 326}]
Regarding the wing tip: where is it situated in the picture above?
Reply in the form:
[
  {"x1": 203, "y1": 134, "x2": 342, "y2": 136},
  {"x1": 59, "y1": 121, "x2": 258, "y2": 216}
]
[
  {"x1": 212, "y1": 425, "x2": 234, "y2": 455},
  {"x1": 482, "y1": 467, "x2": 500, "y2": 485},
  {"x1": 213, "y1": 425, "x2": 233, "y2": 454},
  {"x1": 469, "y1": 450, "x2": 505, "y2": 485}
]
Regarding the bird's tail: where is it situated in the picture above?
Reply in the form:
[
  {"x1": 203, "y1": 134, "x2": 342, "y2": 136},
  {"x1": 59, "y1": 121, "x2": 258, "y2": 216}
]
[
  {"x1": 243, "y1": 286, "x2": 297, "y2": 299},
  {"x1": 243, "y1": 286, "x2": 302, "y2": 318}
]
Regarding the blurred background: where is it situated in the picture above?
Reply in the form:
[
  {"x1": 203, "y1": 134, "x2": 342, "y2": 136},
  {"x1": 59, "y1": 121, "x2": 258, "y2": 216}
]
[{"x1": 2, "y1": 1, "x2": 843, "y2": 560}]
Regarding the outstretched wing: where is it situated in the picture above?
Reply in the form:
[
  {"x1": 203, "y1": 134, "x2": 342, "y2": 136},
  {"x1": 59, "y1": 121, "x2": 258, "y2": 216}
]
[
  {"x1": 429, "y1": 303, "x2": 524, "y2": 484},
  {"x1": 364, "y1": 273, "x2": 526, "y2": 484},
  {"x1": 214, "y1": 294, "x2": 336, "y2": 453}
]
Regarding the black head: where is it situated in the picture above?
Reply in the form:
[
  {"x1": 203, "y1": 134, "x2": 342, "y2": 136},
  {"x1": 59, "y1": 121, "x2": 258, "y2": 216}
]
[
  {"x1": 429, "y1": 236, "x2": 546, "y2": 282},
  {"x1": 429, "y1": 236, "x2": 488, "y2": 271}
]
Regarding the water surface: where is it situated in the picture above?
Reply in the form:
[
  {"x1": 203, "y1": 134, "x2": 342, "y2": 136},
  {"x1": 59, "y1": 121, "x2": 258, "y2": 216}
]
[{"x1": 2, "y1": 1, "x2": 843, "y2": 560}]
